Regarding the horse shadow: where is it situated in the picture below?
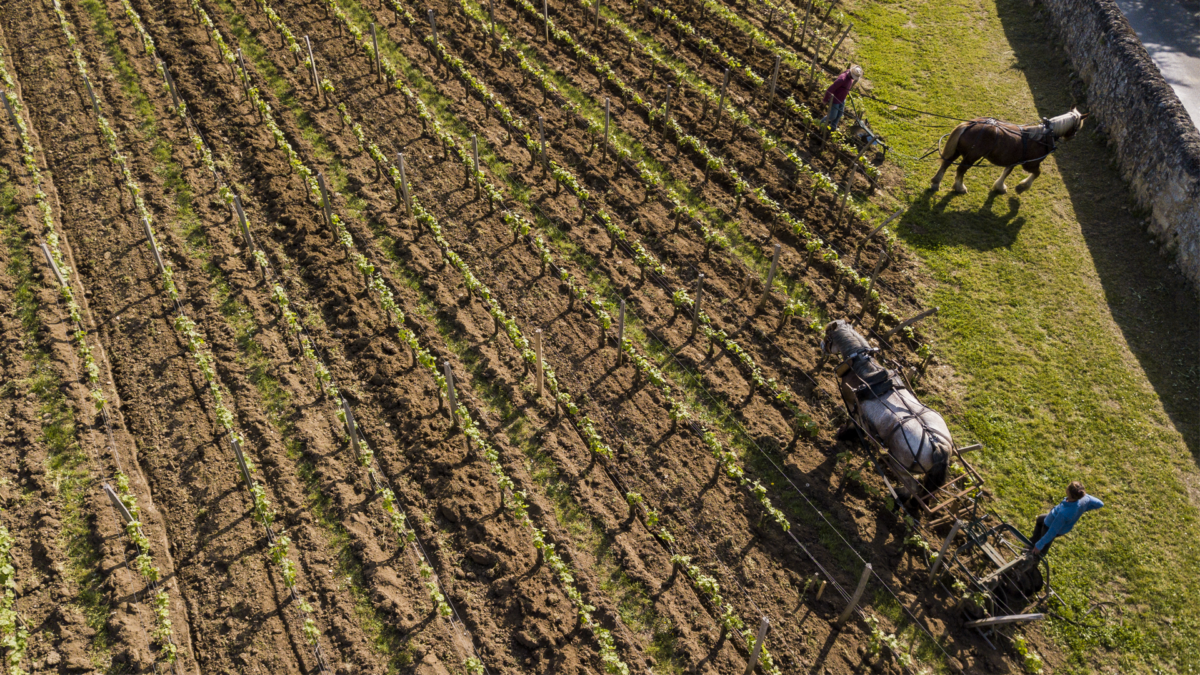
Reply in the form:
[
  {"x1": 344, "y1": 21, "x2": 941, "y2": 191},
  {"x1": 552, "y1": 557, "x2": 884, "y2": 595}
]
[
  {"x1": 896, "y1": 188, "x2": 1027, "y2": 252},
  {"x1": 992, "y1": 0, "x2": 1200, "y2": 456}
]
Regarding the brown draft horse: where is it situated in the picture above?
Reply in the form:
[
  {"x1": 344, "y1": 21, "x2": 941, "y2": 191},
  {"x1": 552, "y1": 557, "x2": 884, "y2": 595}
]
[{"x1": 929, "y1": 108, "x2": 1088, "y2": 194}]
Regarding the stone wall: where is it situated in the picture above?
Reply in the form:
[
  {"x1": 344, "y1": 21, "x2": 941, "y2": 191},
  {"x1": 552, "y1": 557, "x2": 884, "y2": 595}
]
[{"x1": 1038, "y1": 0, "x2": 1200, "y2": 288}]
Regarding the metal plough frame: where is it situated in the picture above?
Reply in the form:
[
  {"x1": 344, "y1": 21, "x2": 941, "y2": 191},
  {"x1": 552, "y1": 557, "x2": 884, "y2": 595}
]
[{"x1": 829, "y1": 357, "x2": 1051, "y2": 642}]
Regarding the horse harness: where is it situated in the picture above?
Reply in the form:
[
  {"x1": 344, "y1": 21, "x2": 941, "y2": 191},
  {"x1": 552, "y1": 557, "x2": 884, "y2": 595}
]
[
  {"x1": 973, "y1": 117, "x2": 1057, "y2": 165},
  {"x1": 836, "y1": 351, "x2": 952, "y2": 471}
]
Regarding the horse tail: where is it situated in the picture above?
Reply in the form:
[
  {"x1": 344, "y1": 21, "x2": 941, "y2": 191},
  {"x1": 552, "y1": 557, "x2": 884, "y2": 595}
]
[{"x1": 941, "y1": 123, "x2": 969, "y2": 160}]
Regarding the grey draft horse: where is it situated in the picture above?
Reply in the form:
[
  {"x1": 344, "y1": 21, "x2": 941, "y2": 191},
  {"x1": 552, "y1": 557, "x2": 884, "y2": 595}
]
[
  {"x1": 930, "y1": 108, "x2": 1088, "y2": 194},
  {"x1": 822, "y1": 320, "x2": 950, "y2": 509}
]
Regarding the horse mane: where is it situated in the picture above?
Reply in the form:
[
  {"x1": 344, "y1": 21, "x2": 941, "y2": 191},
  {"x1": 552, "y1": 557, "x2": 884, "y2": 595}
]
[{"x1": 1045, "y1": 111, "x2": 1080, "y2": 136}]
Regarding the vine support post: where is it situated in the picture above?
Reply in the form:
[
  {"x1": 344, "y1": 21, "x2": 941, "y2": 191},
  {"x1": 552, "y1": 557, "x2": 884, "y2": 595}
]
[
  {"x1": 102, "y1": 483, "x2": 135, "y2": 526},
  {"x1": 162, "y1": 65, "x2": 181, "y2": 110},
  {"x1": 238, "y1": 49, "x2": 251, "y2": 98},
  {"x1": 798, "y1": 0, "x2": 813, "y2": 51},
  {"x1": 317, "y1": 171, "x2": 333, "y2": 231},
  {"x1": 864, "y1": 250, "x2": 889, "y2": 300},
  {"x1": 884, "y1": 306, "x2": 938, "y2": 339},
  {"x1": 489, "y1": 0, "x2": 497, "y2": 41},
  {"x1": 305, "y1": 36, "x2": 319, "y2": 94},
  {"x1": 602, "y1": 98, "x2": 611, "y2": 159},
  {"x1": 715, "y1": 68, "x2": 730, "y2": 129},
  {"x1": 233, "y1": 194, "x2": 254, "y2": 250},
  {"x1": 538, "y1": 116, "x2": 549, "y2": 175},
  {"x1": 0, "y1": 94, "x2": 18, "y2": 131},
  {"x1": 767, "y1": 55, "x2": 781, "y2": 112},
  {"x1": 40, "y1": 243, "x2": 66, "y2": 289},
  {"x1": 594, "y1": 0, "x2": 602, "y2": 31},
  {"x1": 815, "y1": 578, "x2": 827, "y2": 600},
  {"x1": 837, "y1": 563, "x2": 872, "y2": 626},
  {"x1": 691, "y1": 273, "x2": 704, "y2": 338},
  {"x1": 535, "y1": 329, "x2": 544, "y2": 398},
  {"x1": 929, "y1": 519, "x2": 962, "y2": 581},
  {"x1": 443, "y1": 361, "x2": 459, "y2": 429},
  {"x1": 756, "y1": 244, "x2": 781, "y2": 311},
  {"x1": 82, "y1": 73, "x2": 101, "y2": 116},
  {"x1": 834, "y1": 165, "x2": 856, "y2": 230},
  {"x1": 428, "y1": 10, "x2": 440, "y2": 62},
  {"x1": 822, "y1": 0, "x2": 841, "y2": 25},
  {"x1": 141, "y1": 216, "x2": 165, "y2": 276},
  {"x1": 370, "y1": 23, "x2": 381, "y2": 82},
  {"x1": 341, "y1": 397, "x2": 361, "y2": 457},
  {"x1": 615, "y1": 299, "x2": 626, "y2": 365},
  {"x1": 663, "y1": 85, "x2": 673, "y2": 133},
  {"x1": 396, "y1": 152, "x2": 412, "y2": 217},
  {"x1": 471, "y1": 134, "x2": 481, "y2": 198},
  {"x1": 742, "y1": 617, "x2": 770, "y2": 675},
  {"x1": 827, "y1": 23, "x2": 853, "y2": 65},
  {"x1": 229, "y1": 434, "x2": 254, "y2": 495},
  {"x1": 543, "y1": 0, "x2": 550, "y2": 43},
  {"x1": 806, "y1": 48, "x2": 820, "y2": 91}
]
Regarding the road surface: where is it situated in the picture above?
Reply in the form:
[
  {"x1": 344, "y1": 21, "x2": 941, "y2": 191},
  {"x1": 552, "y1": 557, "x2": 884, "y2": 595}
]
[{"x1": 1113, "y1": 0, "x2": 1200, "y2": 128}]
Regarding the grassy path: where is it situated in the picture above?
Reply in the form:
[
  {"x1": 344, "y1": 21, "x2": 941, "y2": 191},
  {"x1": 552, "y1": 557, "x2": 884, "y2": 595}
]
[{"x1": 847, "y1": 0, "x2": 1200, "y2": 672}]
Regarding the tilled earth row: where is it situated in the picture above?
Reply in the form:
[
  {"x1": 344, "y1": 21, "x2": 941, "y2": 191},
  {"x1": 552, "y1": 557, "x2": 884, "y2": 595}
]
[{"x1": 0, "y1": 0, "x2": 1026, "y2": 671}]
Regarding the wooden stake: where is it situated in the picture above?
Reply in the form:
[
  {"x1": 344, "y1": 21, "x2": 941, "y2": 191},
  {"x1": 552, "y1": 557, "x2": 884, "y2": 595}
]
[
  {"x1": 103, "y1": 483, "x2": 135, "y2": 525},
  {"x1": 0, "y1": 94, "x2": 18, "y2": 131},
  {"x1": 543, "y1": 0, "x2": 550, "y2": 43},
  {"x1": 663, "y1": 85, "x2": 673, "y2": 132},
  {"x1": 827, "y1": 23, "x2": 853, "y2": 64},
  {"x1": 815, "y1": 578, "x2": 827, "y2": 600},
  {"x1": 768, "y1": 55, "x2": 781, "y2": 110},
  {"x1": 471, "y1": 134, "x2": 480, "y2": 197},
  {"x1": 617, "y1": 299, "x2": 625, "y2": 365},
  {"x1": 82, "y1": 73, "x2": 101, "y2": 116},
  {"x1": 341, "y1": 397, "x2": 361, "y2": 456},
  {"x1": 444, "y1": 361, "x2": 459, "y2": 427},
  {"x1": 305, "y1": 36, "x2": 319, "y2": 93},
  {"x1": 535, "y1": 329, "x2": 544, "y2": 398},
  {"x1": 317, "y1": 171, "x2": 333, "y2": 230},
  {"x1": 237, "y1": 49, "x2": 251, "y2": 97},
  {"x1": 691, "y1": 273, "x2": 704, "y2": 337},
  {"x1": 538, "y1": 116, "x2": 549, "y2": 174},
  {"x1": 929, "y1": 519, "x2": 962, "y2": 581},
  {"x1": 715, "y1": 68, "x2": 730, "y2": 129},
  {"x1": 142, "y1": 217, "x2": 165, "y2": 276},
  {"x1": 837, "y1": 563, "x2": 872, "y2": 626},
  {"x1": 853, "y1": 208, "x2": 904, "y2": 264},
  {"x1": 742, "y1": 618, "x2": 770, "y2": 675},
  {"x1": 370, "y1": 23, "x2": 381, "y2": 81},
  {"x1": 428, "y1": 10, "x2": 439, "y2": 50},
  {"x1": 40, "y1": 243, "x2": 66, "y2": 288},
  {"x1": 229, "y1": 434, "x2": 255, "y2": 493},
  {"x1": 396, "y1": 152, "x2": 412, "y2": 217},
  {"x1": 163, "y1": 65, "x2": 181, "y2": 109},
  {"x1": 756, "y1": 244, "x2": 781, "y2": 310},
  {"x1": 594, "y1": 0, "x2": 602, "y2": 31},
  {"x1": 798, "y1": 0, "x2": 813, "y2": 51},
  {"x1": 233, "y1": 194, "x2": 254, "y2": 249},
  {"x1": 884, "y1": 307, "x2": 939, "y2": 339},
  {"x1": 603, "y1": 98, "x2": 611, "y2": 159},
  {"x1": 489, "y1": 0, "x2": 496, "y2": 39}
]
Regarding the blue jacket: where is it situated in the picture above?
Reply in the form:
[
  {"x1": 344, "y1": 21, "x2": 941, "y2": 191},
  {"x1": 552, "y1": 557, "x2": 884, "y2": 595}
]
[{"x1": 1036, "y1": 494, "x2": 1104, "y2": 550}]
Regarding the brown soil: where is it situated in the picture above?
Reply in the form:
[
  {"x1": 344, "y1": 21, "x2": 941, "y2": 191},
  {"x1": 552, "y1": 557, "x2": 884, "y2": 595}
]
[{"x1": 0, "y1": 0, "x2": 1026, "y2": 671}]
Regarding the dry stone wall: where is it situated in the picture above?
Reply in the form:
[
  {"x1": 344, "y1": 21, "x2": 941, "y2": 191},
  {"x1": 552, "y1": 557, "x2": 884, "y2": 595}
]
[{"x1": 1039, "y1": 0, "x2": 1200, "y2": 288}]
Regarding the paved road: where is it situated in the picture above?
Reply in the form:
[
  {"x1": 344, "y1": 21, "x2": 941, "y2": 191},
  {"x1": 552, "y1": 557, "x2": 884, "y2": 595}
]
[{"x1": 1113, "y1": 0, "x2": 1200, "y2": 128}]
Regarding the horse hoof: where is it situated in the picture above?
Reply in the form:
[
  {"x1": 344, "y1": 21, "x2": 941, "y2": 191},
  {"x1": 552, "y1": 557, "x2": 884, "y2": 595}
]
[
  {"x1": 993, "y1": 184, "x2": 1007, "y2": 194},
  {"x1": 953, "y1": 185, "x2": 968, "y2": 194},
  {"x1": 1015, "y1": 182, "x2": 1031, "y2": 193}
]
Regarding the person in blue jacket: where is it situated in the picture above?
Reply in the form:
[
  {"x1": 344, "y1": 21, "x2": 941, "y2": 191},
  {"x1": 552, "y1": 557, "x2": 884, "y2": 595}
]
[{"x1": 1029, "y1": 481, "x2": 1104, "y2": 556}]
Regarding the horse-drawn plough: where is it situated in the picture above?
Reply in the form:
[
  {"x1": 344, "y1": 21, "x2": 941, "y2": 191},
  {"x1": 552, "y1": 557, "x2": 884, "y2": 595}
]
[{"x1": 820, "y1": 319, "x2": 1075, "y2": 649}]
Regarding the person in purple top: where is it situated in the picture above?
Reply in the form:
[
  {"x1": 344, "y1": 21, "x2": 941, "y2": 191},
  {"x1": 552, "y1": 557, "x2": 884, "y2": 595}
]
[
  {"x1": 1029, "y1": 481, "x2": 1104, "y2": 556},
  {"x1": 820, "y1": 64, "x2": 863, "y2": 130}
]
